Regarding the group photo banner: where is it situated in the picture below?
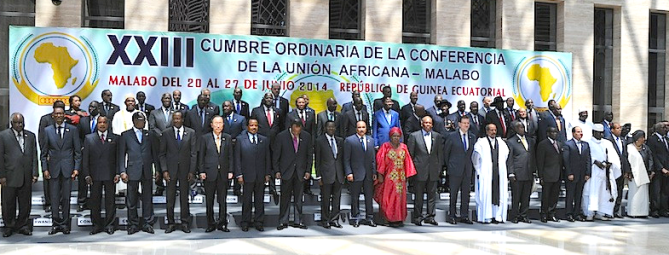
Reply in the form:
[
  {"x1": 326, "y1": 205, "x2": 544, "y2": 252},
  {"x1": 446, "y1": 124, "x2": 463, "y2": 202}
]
[{"x1": 8, "y1": 26, "x2": 572, "y2": 133}]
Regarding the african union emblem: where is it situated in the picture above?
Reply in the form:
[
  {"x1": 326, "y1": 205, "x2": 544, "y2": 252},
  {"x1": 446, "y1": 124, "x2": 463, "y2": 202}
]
[
  {"x1": 11, "y1": 31, "x2": 99, "y2": 105},
  {"x1": 512, "y1": 55, "x2": 571, "y2": 111}
]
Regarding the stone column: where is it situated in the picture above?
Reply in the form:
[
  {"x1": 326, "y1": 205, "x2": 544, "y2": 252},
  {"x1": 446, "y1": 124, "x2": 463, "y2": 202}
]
[
  {"x1": 364, "y1": 0, "x2": 402, "y2": 43},
  {"x1": 35, "y1": 0, "x2": 82, "y2": 27},
  {"x1": 288, "y1": 0, "x2": 329, "y2": 39},
  {"x1": 431, "y1": 0, "x2": 470, "y2": 46},
  {"x1": 124, "y1": 0, "x2": 168, "y2": 31},
  {"x1": 209, "y1": 0, "x2": 251, "y2": 35}
]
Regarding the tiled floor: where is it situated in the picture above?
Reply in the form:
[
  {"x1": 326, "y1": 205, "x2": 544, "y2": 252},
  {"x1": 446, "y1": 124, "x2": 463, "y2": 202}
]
[{"x1": 1, "y1": 218, "x2": 668, "y2": 254}]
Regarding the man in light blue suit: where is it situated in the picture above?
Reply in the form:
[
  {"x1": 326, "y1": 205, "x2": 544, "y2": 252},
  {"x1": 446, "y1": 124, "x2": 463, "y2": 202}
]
[{"x1": 373, "y1": 97, "x2": 401, "y2": 148}]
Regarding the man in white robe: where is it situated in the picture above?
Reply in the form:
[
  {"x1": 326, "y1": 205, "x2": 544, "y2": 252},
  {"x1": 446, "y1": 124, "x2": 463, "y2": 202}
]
[
  {"x1": 583, "y1": 124, "x2": 621, "y2": 221},
  {"x1": 112, "y1": 95, "x2": 146, "y2": 135},
  {"x1": 472, "y1": 124, "x2": 510, "y2": 223},
  {"x1": 567, "y1": 108, "x2": 594, "y2": 141}
]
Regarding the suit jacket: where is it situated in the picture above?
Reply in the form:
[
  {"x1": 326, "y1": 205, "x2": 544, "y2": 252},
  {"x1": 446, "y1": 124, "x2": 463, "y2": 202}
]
[
  {"x1": 118, "y1": 128, "x2": 155, "y2": 181},
  {"x1": 485, "y1": 109, "x2": 511, "y2": 138},
  {"x1": 198, "y1": 132, "x2": 232, "y2": 181},
  {"x1": 222, "y1": 113, "x2": 247, "y2": 139},
  {"x1": 185, "y1": 106, "x2": 215, "y2": 138},
  {"x1": 426, "y1": 106, "x2": 440, "y2": 120},
  {"x1": 400, "y1": 103, "x2": 416, "y2": 125},
  {"x1": 272, "y1": 130, "x2": 313, "y2": 181},
  {"x1": 82, "y1": 132, "x2": 119, "y2": 181},
  {"x1": 562, "y1": 139, "x2": 592, "y2": 181},
  {"x1": 234, "y1": 131, "x2": 271, "y2": 182},
  {"x1": 137, "y1": 103, "x2": 156, "y2": 117},
  {"x1": 372, "y1": 109, "x2": 401, "y2": 147},
  {"x1": 286, "y1": 109, "x2": 316, "y2": 139},
  {"x1": 536, "y1": 138, "x2": 563, "y2": 182},
  {"x1": 506, "y1": 135, "x2": 536, "y2": 181},
  {"x1": 341, "y1": 102, "x2": 367, "y2": 113},
  {"x1": 402, "y1": 115, "x2": 422, "y2": 142},
  {"x1": 251, "y1": 106, "x2": 283, "y2": 142},
  {"x1": 172, "y1": 102, "x2": 190, "y2": 113},
  {"x1": 100, "y1": 102, "x2": 120, "y2": 119},
  {"x1": 607, "y1": 136, "x2": 631, "y2": 174},
  {"x1": 273, "y1": 96, "x2": 290, "y2": 123},
  {"x1": 504, "y1": 108, "x2": 517, "y2": 122},
  {"x1": 193, "y1": 102, "x2": 220, "y2": 116},
  {"x1": 77, "y1": 115, "x2": 96, "y2": 141},
  {"x1": 373, "y1": 98, "x2": 400, "y2": 113},
  {"x1": 537, "y1": 113, "x2": 567, "y2": 143},
  {"x1": 646, "y1": 133, "x2": 669, "y2": 173},
  {"x1": 602, "y1": 121, "x2": 612, "y2": 139},
  {"x1": 40, "y1": 124, "x2": 82, "y2": 178},
  {"x1": 342, "y1": 108, "x2": 370, "y2": 137},
  {"x1": 444, "y1": 130, "x2": 476, "y2": 177},
  {"x1": 343, "y1": 135, "x2": 376, "y2": 181},
  {"x1": 148, "y1": 107, "x2": 174, "y2": 136},
  {"x1": 507, "y1": 118, "x2": 537, "y2": 140},
  {"x1": 0, "y1": 129, "x2": 38, "y2": 187},
  {"x1": 467, "y1": 112, "x2": 485, "y2": 138},
  {"x1": 232, "y1": 100, "x2": 250, "y2": 119},
  {"x1": 159, "y1": 127, "x2": 198, "y2": 178},
  {"x1": 317, "y1": 110, "x2": 343, "y2": 138},
  {"x1": 407, "y1": 130, "x2": 444, "y2": 181},
  {"x1": 314, "y1": 135, "x2": 345, "y2": 184},
  {"x1": 38, "y1": 113, "x2": 54, "y2": 149}
]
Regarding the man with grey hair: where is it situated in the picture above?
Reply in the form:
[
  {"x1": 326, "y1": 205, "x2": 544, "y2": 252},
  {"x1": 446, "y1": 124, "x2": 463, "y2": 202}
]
[{"x1": 196, "y1": 88, "x2": 220, "y2": 116}]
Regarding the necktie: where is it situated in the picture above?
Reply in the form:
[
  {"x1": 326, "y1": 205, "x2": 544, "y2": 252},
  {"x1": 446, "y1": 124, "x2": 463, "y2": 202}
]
[
  {"x1": 252, "y1": 135, "x2": 257, "y2": 145},
  {"x1": 17, "y1": 132, "x2": 24, "y2": 152},
  {"x1": 663, "y1": 137, "x2": 668, "y2": 151},
  {"x1": 330, "y1": 137, "x2": 337, "y2": 158},
  {"x1": 105, "y1": 103, "x2": 110, "y2": 112},
  {"x1": 360, "y1": 136, "x2": 366, "y2": 151},
  {"x1": 228, "y1": 115, "x2": 232, "y2": 125},
  {"x1": 57, "y1": 126, "x2": 63, "y2": 139},
  {"x1": 200, "y1": 109, "x2": 205, "y2": 127},
  {"x1": 357, "y1": 112, "x2": 361, "y2": 122},
  {"x1": 293, "y1": 136, "x2": 298, "y2": 152},
  {"x1": 215, "y1": 135, "x2": 221, "y2": 153},
  {"x1": 528, "y1": 111, "x2": 533, "y2": 121},
  {"x1": 164, "y1": 109, "x2": 169, "y2": 122},
  {"x1": 275, "y1": 98, "x2": 280, "y2": 109},
  {"x1": 556, "y1": 116, "x2": 562, "y2": 131},
  {"x1": 236, "y1": 102, "x2": 241, "y2": 114},
  {"x1": 91, "y1": 117, "x2": 96, "y2": 132},
  {"x1": 140, "y1": 104, "x2": 144, "y2": 112},
  {"x1": 101, "y1": 133, "x2": 105, "y2": 144},
  {"x1": 300, "y1": 110, "x2": 306, "y2": 125},
  {"x1": 553, "y1": 141, "x2": 559, "y2": 152},
  {"x1": 462, "y1": 134, "x2": 468, "y2": 151},
  {"x1": 266, "y1": 108, "x2": 273, "y2": 126},
  {"x1": 498, "y1": 111, "x2": 506, "y2": 135},
  {"x1": 177, "y1": 129, "x2": 182, "y2": 145},
  {"x1": 473, "y1": 115, "x2": 478, "y2": 125},
  {"x1": 329, "y1": 112, "x2": 334, "y2": 121},
  {"x1": 616, "y1": 137, "x2": 621, "y2": 152},
  {"x1": 520, "y1": 136, "x2": 528, "y2": 150},
  {"x1": 136, "y1": 130, "x2": 143, "y2": 143},
  {"x1": 509, "y1": 109, "x2": 515, "y2": 121}
]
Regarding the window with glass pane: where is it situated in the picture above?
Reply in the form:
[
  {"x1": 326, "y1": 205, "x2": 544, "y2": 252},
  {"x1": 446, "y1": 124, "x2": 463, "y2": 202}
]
[
  {"x1": 251, "y1": 0, "x2": 287, "y2": 36},
  {"x1": 330, "y1": 0, "x2": 362, "y2": 40},
  {"x1": 471, "y1": 0, "x2": 496, "y2": 48},
  {"x1": 649, "y1": 13, "x2": 666, "y2": 130},
  {"x1": 592, "y1": 8, "x2": 613, "y2": 123},
  {"x1": 169, "y1": 0, "x2": 210, "y2": 33},
  {"x1": 534, "y1": 2, "x2": 556, "y2": 51},
  {"x1": 83, "y1": 0, "x2": 124, "y2": 29},
  {"x1": 402, "y1": 0, "x2": 431, "y2": 44}
]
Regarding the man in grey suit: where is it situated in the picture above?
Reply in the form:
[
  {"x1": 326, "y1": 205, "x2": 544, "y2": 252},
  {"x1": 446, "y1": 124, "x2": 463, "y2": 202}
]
[
  {"x1": 0, "y1": 113, "x2": 38, "y2": 237},
  {"x1": 407, "y1": 115, "x2": 444, "y2": 226},
  {"x1": 315, "y1": 120, "x2": 345, "y2": 229},
  {"x1": 159, "y1": 111, "x2": 197, "y2": 233},
  {"x1": 344, "y1": 121, "x2": 377, "y2": 227},
  {"x1": 149, "y1": 92, "x2": 173, "y2": 196},
  {"x1": 342, "y1": 97, "x2": 370, "y2": 137},
  {"x1": 118, "y1": 112, "x2": 156, "y2": 235},
  {"x1": 41, "y1": 106, "x2": 81, "y2": 235},
  {"x1": 444, "y1": 115, "x2": 476, "y2": 224},
  {"x1": 317, "y1": 98, "x2": 343, "y2": 138},
  {"x1": 199, "y1": 116, "x2": 233, "y2": 233},
  {"x1": 506, "y1": 121, "x2": 536, "y2": 224}
]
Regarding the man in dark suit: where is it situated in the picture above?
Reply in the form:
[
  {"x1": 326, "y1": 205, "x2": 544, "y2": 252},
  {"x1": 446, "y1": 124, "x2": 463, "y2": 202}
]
[
  {"x1": 136, "y1": 91, "x2": 156, "y2": 117},
  {"x1": 506, "y1": 121, "x2": 536, "y2": 224},
  {"x1": 373, "y1": 86, "x2": 400, "y2": 112},
  {"x1": 538, "y1": 103, "x2": 567, "y2": 143},
  {"x1": 507, "y1": 108, "x2": 537, "y2": 140},
  {"x1": 270, "y1": 82, "x2": 290, "y2": 127},
  {"x1": 504, "y1": 97, "x2": 517, "y2": 122},
  {"x1": 468, "y1": 101, "x2": 485, "y2": 138},
  {"x1": 235, "y1": 118, "x2": 272, "y2": 232},
  {"x1": 274, "y1": 119, "x2": 313, "y2": 230},
  {"x1": 251, "y1": 93, "x2": 283, "y2": 143},
  {"x1": 199, "y1": 116, "x2": 233, "y2": 232},
  {"x1": 196, "y1": 88, "x2": 221, "y2": 116},
  {"x1": 0, "y1": 113, "x2": 38, "y2": 237},
  {"x1": 118, "y1": 112, "x2": 156, "y2": 235},
  {"x1": 100, "y1": 89, "x2": 120, "y2": 119},
  {"x1": 443, "y1": 115, "x2": 476, "y2": 224},
  {"x1": 185, "y1": 94, "x2": 215, "y2": 138},
  {"x1": 400, "y1": 91, "x2": 419, "y2": 125},
  {"x1": 431, "y1": 99, "x2": 454, "y2": 136},
  {"x1": 82, "y1": 116, "x2": 119, "y2": 235},
  {"x1": 602, "y1": 111, "x2": 614, "y2": 139},
  {"x1": 286, "y1": 97, "x2": 316, "y2": 140},
  {"x1": 403, "y1": 105, "x2": 425, "y2": 143},
  {"x1": 159, "y1": 111, "x2": 197, "y2": 233},
  {"x1": 536, "y1": 127, "x2": 563, "y2": 222},
  {"x1": 38, "y1": 100, "x2": 66, "y2": 213},
  {"x1": 232, "y1": 88, "x2": 250, "y2": 119},
  {"x1": 426, "y1": 95, "x2": 443, "y2": 119},
  {"x1": 408, "y1": 115, "x2": 445, "y2": 226},
  {"x1": 315, "y1": 120, "x2": 345, "y2": 229},
  {"x1": 344, "y1": 121, "x2": 377, "y2": 227},
  {"x1": 41, "y1": 106, "x2": 81, "y2": 235},
  {"x1": 646, "y1": 122, "x2": 669, "y2": 218},
  {"x1": 608, "y1": 122, "x2": 631, "y2": 218},
  {"x1": 341, "y1": 91, "x2": 368, "y2": 113},
  {"x1": 447, "y1": 100, "x2": 468, "y2": 123},
  {"x1": 373, "y1": 97, "x2": 401, "y2": 148},
  {"x1": 148, "y1": 93, "x2": 174, "y2": 196},
  {"x1": 76, "y1": 100, "x2": 100, "y2": 212},
  {"x1": 222, "y1": 100, "x2": 247, "y2": 139},
  {"x1": 317, "y1": 98, "x2": 343, "y2": 138},
  {"x1": 485, "y1": 96, "x2": 511, "y2": 138},
  {"x1": 342, "y1": 97, "x2": 370, "y2": 137},
  {"x1": 562, "y1": 126, "x2": 592, "y2": 221},
  {"x1": 525, "y1": 99, "x2": 539, "y2": 129},
  {"x1": 172, "y1": 89, "x2": 190, "y2": 113}
]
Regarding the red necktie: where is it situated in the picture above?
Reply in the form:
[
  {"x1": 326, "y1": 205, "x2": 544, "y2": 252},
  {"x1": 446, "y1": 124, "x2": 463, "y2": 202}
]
[
  {"x1": 498, "y1": 112, "x2": 506, "y2": 135},
  {"x1": 266, "y1": 108, "x2": 273, "y2": 126},
  {"x1": 101, "y1": 133, "x2": 105, "y2": 144}
]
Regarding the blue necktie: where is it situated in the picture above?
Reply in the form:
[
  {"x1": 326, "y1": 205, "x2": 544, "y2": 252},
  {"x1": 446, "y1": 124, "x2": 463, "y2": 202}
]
[
  {"x1": 462, "y1": 134, "x2": 467, "y2": 151},
  {"x1": 330, "y1": 137, "x2": 337, "y2": 158},
  {"x1": 360, "y1": 136, "x2": 366, "y2": 151},
  {"x1": 91, "y1": 118, "x2": 96, "y2": 132},
  {"x1": 236, "y1": 102, "x2": 241, "y2": 114},
  {"x1": 177, "y1": 130, "x2": 182, "y2": 145},
  {"x1": 136, "y1": 130, "x2": 143, "y2": 143}
]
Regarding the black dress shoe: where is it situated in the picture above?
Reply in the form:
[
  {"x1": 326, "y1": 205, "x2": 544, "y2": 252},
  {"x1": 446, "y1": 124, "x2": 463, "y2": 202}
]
[
  {"x1": 218, "y1": 225, "x2": 230, "y2": 232},
  {"x1": 614, "y1": 213, "x2": 623, "y2": 218},
  {"x1": 165, "y1": 225, "x2": 176, "y2": 233},
  {"x1": 575, "y1": 215, "x2": 585, "y2": 222},
  {"x1": 142, "y1": 225, "x2": 154, "y2": 234},
  {"x1": 17, "y1": 228, "x2": 31, "y2": 236},
  {"x1": 89, "y1": 228, "x2": 103, "y2": 235},
  {"x1": 330, "y1": 222, "x2": 342, "y2": 228},
  {"x1": 446, "y1": 218, "x2": 456, "y2": 225},
  {"x1": 255, "y1": 225, "x2": 264, "y2": 232},
  {"x1": 127, "y1": 226, "x2": 139, "y2": 235},
  {"x1": 566, "y1": 216, "x2": 575, "y2": 222},
  {"x1": 277, "y1": 224, "x2": 288, "y2": 230},
  {"x1": 651, "y1": 212, "x2": 660, "y2": 218},
  {"x1": 205, "y1": 226, "x2": 216, "y2": 233},
  {"x1": 522, "y1": 217, "x2": 532, "y2": 224},
  {"x1": 105, "y1": 227, "x2": 115, "y2": 235},
  {"x1": 241, "y1": 226, "x2": 249, "y2": 232},
  {"x1": 367, "y1": 220, "x2": 377, "y2": 227},
  {"x1": 511, "y1": 218, "x2": 519, "y2": 224},
  {"x1": 541, "y1": 217, "x2": 548, "y2": 223},
  {"x1": 294, "y1": 223, "x2": 308, "y2": 229},
  {"x1": 181, "y1": 225, "x2": 191, "y2": 233},
  {"x1": 424, "y1": 219, "x2": 438, "y2": 226},
  {"x1": 322, "y1": 223, "x2": 331, "y2": 229},
  {"x1": 550, "y1": 217, "x2": 559, "y2": 222},
  {"x1": 3, "y1": 229, "x2": 13, "y2": 237},
  {"x1": 352, "y1": 221, "x2": 360, "y2": 228},
  {"x1": 491, "y1": 219, "x2": 499, "y2": 224},
  {"x1": 459, "y1": 218, "x2": 473, "y2": 224},
  {"x1": 62, "y1": 227, "x2": 71, "y2": 235},
  {"x1": 413, "y1": 219, "x2": 423, "y2": 226}
]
